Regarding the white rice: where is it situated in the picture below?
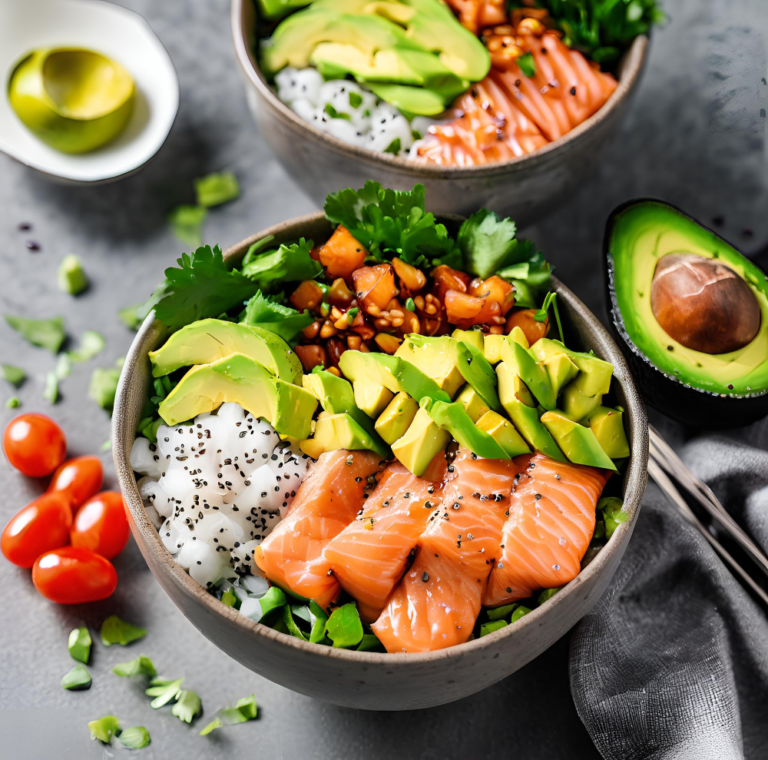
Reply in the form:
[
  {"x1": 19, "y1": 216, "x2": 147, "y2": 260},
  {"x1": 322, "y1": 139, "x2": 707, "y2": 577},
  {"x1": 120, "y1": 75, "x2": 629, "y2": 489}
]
[
  {"x1": 131, "y1": 402, "x2": 311, "y2": 590},
  {"x1": 274, "y1": 67, "x2": 448, "y2": 158}
]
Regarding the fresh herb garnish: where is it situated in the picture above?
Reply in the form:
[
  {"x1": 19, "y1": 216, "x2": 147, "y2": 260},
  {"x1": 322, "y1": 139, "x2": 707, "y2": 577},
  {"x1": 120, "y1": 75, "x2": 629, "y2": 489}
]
[
  {"x1": 348, "y1": 91, "x2": 363, "y2": 108},
  {"x1": 89, "y1": 715, "x2": 120, "y2": 744},
  {"x1": 457, "y1": 209, "x2": 519, "y2": 279},
  {"x1": 5, "y1": 315, "x2": 65, "y2": 354},
  {"x1": 112, "y1": 655, "x2": 157, "y2": 678},
  {"x1": 58, "y1": 254, "x2": 89, "y2": 295},
  {"x1": 324, "y1": 181, "x2": 459, "y2": 268},
  {"x1": 68, "y1": 331, "x2": 105, "y2": 363},
  {"x1": 534, "y1": 291, "x2": 564, "y2": 342},
  {"x1": 404, "y1": 297, "x2": 415, "y2": 312},
  {"x1": 517, "y1": 52, "x2": 536, "y2": 77},
  {"x1": 171, "y1": 689, "x2": 202, "y2": 723},
  {"x1": 68, "y1": 626, "x2": 92, "y2": 663},
  {"x1": 100, "y1": 615, "x2": 147, "y2": 646},
  {"x1": 151, "y1": 245, "x2": 257, "y2": 329},
  {"x1": 241, "y1": 239, "x2": 322, "y2": 291},
  {"x1": 145, "y1": 677, "x2": 184, "y2": 709},
  {"x1": 168, "y1": 205, "x2": 207, "y2": 247},
  {"x1": 241, "y1": 291, "x2": 313, "y2": 344},
  {"x1": 324, "y1": 103, "x2": 351, "y2": 120},
  {"x1": 383, "y1": 137, "x2": 401, "y2": 155},
  {"x1": 325, "y1": 603, "x2": 364, "y2": 648},
  {"x1": 195, "y1": 172, "x2": 240, "y2": 208},
  {"x1": 200, "y1": 695, "x2": 258, "y2": 736},
  {"x1": 62, "y1": 665, "x2": 92, "y2": 690},
  {"x1": 118, "y1": 726, "x2": 151, "y2": 749},
  {"x1": 2, "y1": 364, "x2": 26, "y2": 387}
]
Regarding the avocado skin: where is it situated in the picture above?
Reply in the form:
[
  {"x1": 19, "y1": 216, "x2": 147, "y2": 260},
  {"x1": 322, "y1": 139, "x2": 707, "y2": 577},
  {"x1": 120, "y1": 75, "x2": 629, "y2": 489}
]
[{"x1": 604, "y1": 198, "x2": 768, "y2": 428}]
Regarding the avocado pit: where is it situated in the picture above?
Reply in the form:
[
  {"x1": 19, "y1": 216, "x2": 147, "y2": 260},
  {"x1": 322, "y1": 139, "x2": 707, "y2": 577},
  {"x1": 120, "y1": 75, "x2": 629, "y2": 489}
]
[{"x1": 650, "y1": 253, "x2": 760, "y2": 354}]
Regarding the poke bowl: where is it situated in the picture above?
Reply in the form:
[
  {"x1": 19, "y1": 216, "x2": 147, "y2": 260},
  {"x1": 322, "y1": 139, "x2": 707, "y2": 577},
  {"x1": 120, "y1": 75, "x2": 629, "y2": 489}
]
[
  {"x1": 113, "y1": 183, "x2": 648, "y2": 710},
  {"x1": 231, "y1": 0, "x2": 653, "y2": 223}
]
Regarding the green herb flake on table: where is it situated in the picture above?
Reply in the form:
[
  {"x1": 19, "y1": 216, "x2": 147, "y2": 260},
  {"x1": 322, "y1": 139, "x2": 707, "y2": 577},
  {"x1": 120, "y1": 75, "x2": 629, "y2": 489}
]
[
  {"x1": 68, "y1": 626, "x2": 92, "y2": 663},
  {"x1": 100, "y1": 615, "x2": 147, "y2": 646}
]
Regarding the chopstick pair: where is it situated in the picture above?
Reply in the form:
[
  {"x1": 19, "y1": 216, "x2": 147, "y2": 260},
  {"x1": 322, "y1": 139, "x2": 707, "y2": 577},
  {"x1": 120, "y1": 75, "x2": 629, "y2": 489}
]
[{"x1": 648, "y1": 426, "x2": 768, "y2": 609}]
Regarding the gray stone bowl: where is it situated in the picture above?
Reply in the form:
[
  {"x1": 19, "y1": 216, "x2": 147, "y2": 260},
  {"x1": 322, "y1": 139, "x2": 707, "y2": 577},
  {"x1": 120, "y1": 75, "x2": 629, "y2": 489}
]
[
  {"x1": 230, "y1": 0, "x2": 649, "y2": 225},
  {"x1": 112, "y1": 212, "x2": 649, "y2": 711}
]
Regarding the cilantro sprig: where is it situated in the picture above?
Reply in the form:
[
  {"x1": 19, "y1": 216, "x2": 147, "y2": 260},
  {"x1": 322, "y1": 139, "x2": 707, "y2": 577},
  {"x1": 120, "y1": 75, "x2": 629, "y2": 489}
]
[{"x1": 534, "y1": 291, "x2": 564, "y2": 342}]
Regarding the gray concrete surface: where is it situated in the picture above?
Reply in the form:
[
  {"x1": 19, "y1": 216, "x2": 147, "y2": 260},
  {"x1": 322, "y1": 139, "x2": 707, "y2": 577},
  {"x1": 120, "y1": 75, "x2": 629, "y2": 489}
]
[{"x1": 0, "y1": 0, "x2": 766, "y2": 757}]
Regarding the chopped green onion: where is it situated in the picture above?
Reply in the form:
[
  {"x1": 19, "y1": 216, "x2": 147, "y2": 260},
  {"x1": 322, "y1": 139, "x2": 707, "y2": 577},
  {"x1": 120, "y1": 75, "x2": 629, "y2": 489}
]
[
  {"x1": 199, "y1": 717, "x2": 222, "y2": 736},
  {"x1": 145, "y1": 677, "x2": 184, "y2": 709},
  {"x1": 480, "y1": 619, "x2": 508, "y2": 637},
  {"x1": 324, "y1": 103, "x2": 351, "y2": 121},
  {"x1": 195, "y1": 172, "x2": 240, "y2": 208},
  {"x1": 4, "y1": 314, "x2": 66, "y2": 354},
  {"x1": 112, "y1": 655, "x2": 156, "y2": 678},
  {"x1": 221, "y1": 588, "x2": 237, "y2": 607},
  {"x1": 118, "y1": 726, "x2": 151, "y2": 749},
  {"x1": 68, "y1": 626, "x2": 92, "y2": 663},
  {"x1": 510, "y1": 605, "x2": 532, "y2": 624},
  {"x1": 55, "y1": 353, "x2": 71, "y2": 380},
  {"x1": 88, "y1": 715, "x2": 120, "y2": 743},
  {"x1": 62, "y1": 665, "x2": 92, "y2": 690},
  {"x1": 599, "y1": 496, "x2": 628, "y2": 539},
  {"x1": 320, "y1": 302, "x2": 330, "y2": 317},
  {"x1": 58, "y1": 254, "x2": 89, "y2": 295},
  {"x1": 171, "y1": 689, "x2": 202, "y2": 723},
  {"x1": 100, "y1": 615, "x2": 147, "y2": 646},
  {"x1": 325, "y1": 603, "x2": 363, "y2": 648},
  {"x1": 537, "y1": 588, "x2": 560, "y2": 605},
  {"x1": 404, "y1": 298, "x2": 415, "y2": 312},
  {"x1": 346, "y1": 307, "x2": 359, "y2": 323},
  {"x1": 2, "y1": 364, "x2": 26, "y2": 387},
  {"x1": 486, "y1": 603, "x2": 516, "y2": 621}
]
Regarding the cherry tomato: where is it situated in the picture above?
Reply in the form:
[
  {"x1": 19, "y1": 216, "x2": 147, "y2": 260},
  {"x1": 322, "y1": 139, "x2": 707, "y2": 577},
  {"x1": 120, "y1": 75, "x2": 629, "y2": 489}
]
[
  {"x1": 32, "y1": 547, "x2": 117, "y2": 604},
  {"x1": 3, "y1": 414, "x2": 66, "y2": 477},
  {"x1": 48, "y1": 456, "x2": 104, "y2": 513},
  {"x1": 1, "y1": 492, "x2": 73, "y2": 568},
  {"x1": 71, "y1": 492, "x2": 130, "y2": 559}
]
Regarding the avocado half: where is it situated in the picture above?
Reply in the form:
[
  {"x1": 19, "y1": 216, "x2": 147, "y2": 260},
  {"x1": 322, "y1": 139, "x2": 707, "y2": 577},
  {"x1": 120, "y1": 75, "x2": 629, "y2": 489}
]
[{"x1": 604, "y1": 199, "x2": 768, "y2": 428}]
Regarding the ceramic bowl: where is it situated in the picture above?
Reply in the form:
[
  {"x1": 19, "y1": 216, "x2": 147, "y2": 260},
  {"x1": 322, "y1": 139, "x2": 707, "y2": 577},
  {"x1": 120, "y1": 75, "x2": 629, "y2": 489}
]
[
  {"x1": 231, "y1": 0, "x2": 649, "y2": 224},
  {"x1": 0, "y1": 0, "x2": 178, "y2": 184},
  {"x1": 113, "y1": 212, "x2": 649, "y2": 711}
]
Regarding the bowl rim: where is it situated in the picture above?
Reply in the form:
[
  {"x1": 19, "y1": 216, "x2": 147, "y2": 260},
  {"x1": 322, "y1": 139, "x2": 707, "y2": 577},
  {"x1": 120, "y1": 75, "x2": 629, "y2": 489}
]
[
  {"x1": 230, "y1": 0, "x2": 649, "y2": 179},
  {"x1": 113, "y1": 210, "x2": 649, "y2": 666}
]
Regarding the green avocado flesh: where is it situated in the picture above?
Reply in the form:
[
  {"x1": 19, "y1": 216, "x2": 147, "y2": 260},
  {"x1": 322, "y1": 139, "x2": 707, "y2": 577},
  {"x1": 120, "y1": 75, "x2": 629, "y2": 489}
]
[
  {"x1": 391, "y1": 407, "x2": 451, "y2": 476},
  {"x1": 149, "y1": 319, "x2": 302, "y2": 383},
  {"x1": 301, "y1": 412, "x2": 384, "y2": 459},
  {"x1": 158, "y1": 353, "x2": 317, "y2": 438},
  {"x1": 609, "y1": 201, "x2": 768, "y2": 397}
]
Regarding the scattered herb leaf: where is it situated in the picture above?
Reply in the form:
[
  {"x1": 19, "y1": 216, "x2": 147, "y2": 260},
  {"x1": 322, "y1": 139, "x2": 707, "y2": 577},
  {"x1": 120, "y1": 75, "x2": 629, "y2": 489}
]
[
  {"x1": 5, "y1": 315, "x2": 65, "y2": 354},
  {"x1": 200, "y1": 695, "x2": 258, "y2": 735},
  {"x1": 119, "y1": 726, "x2": 151, "y2": 749},
  {"x1": 324, "y1": 103, "x2": 351, "y2": 120},
  {"x1": 168, "y1": 205, "x2": 207, "y2": 247},
  {"x1": 62, "y1": 665, "x2": 92, "y2": 690},
  {"x1": 171, "y1": 689, "x2": 202, "y2": 723},
  {"x1": 112, "y1": 655, "x2": 157, "y2": 678},
  {"x1": 195, "y1": 172, "x2": 240, "y2": 208},
  {"x1": 145, "y1": 677, "x2": 184, "y2": 709},
  {"x1": 480, "y1": 619, "x2": 508, "y2": 637},
  {"x1": 58, "y1": 254, "x2": 89, "y2": 295},
  {"x1": 89, "y1": 367, "x2": 120, "y2": 411},
  {"x1": 68, "y1": 626, "x2": 92, "y2": 664},
  {"x1": 44, "y1": 370, "x2": 59, "y2": 404},
  {"x1": 6, "y1": 396, "x2": 20, "y2": 408},
  {"x1": 100, "y1": 615, "x2": 147, "y2": 646},
  {"x1": 2, "y1": 364, "x2": 26, "y2": 387},
  {"x1": 68, "y1": 331, "x2": 105, "y2": 363},
  {"x1": 348, "y1": 91, "x2": 363, "y2": 108},
  {"x1": 88, "y1": 715, "x2": 120, "y2": 744}
]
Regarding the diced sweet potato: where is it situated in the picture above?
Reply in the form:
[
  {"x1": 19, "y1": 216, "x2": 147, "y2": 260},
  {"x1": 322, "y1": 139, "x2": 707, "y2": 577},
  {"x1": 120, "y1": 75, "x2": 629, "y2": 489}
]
[
  {"x1": 352, "y1": 264, "x2": 398, "y2": 313},
  {"x1": 319, "y1": 226, "x2": 368, "y2": 281},
  {"x1": 431, "y1": 265, "x2": 472, "y2": 301},
  {"x1": 506, "y1": 308, "x2": 550, "y2": 345},
  {"x1": 469, "y1": 275, "x2": 515, "y2": 316},
  {"x1": 392, "y1": 257, "x2": 427, "y2": 296},
  {"x1": 290, "y1": 280, "x2": 325, "y2": 312},
  {"x1": 326, "y1": 278, "x2": 355, "y2": 307},
  {"x1": 294, "y1": 344, "x2": 327, "y2": 372}
]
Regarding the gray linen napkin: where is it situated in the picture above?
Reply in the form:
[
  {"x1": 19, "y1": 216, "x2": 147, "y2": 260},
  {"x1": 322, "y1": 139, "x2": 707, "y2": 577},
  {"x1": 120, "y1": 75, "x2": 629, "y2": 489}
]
[{"x1": 570, "y1": 429, "x2": 768, "y2": 759}]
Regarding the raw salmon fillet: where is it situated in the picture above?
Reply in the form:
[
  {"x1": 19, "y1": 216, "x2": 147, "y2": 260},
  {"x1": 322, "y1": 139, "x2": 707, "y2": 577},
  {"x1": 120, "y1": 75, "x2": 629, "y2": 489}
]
[
  {"x1": 323, "y1": 457, "x2": 447, "y2": 623},
  {"x1": 253, "y1": 450, "x2": 383, "y2": 608},
  {"x1": 372, "y1": 449, "x2": 528, "y2": 653},
  {"x1": 483, "y1": 454, "x2": 611, "y2": 608}
]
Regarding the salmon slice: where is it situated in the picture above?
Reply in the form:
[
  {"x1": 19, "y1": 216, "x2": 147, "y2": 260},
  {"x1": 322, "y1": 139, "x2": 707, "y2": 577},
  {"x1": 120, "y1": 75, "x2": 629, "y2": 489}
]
[
  {"x1": 324, "y1": 458, "x2": 447, "y2": 623},
  {"x1": 372, "y1": 449, "x2": 528, "y2": 653},
  {"x1": 253, "y1": 450, "x2": 383, "y2": 608},
  {"x1": 483, "y1": 454, "x2": 611, "y2": 608}
]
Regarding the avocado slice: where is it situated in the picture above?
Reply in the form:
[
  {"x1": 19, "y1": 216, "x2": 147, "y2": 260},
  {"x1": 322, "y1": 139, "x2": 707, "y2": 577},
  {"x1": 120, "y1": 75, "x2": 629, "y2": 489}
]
[
  {"x1": 482, "y1": 334, "x2": 504, "y2": 364},
  {"x1": 420, "y1": 398, "x2": 509, "y2": 460},
  {"x1": 476, "y1": 411, "x2": 530, "y2": 457},
  {"x1": 529, "y1": 339, "x2": 613, "y2": 398},
  {"x1": 501, "y1": 340, "x2": 557, "y2": 410},
  {"x1": 338, "y1": 350, "x2": 451, "y2": 403},
  {"x1": 455, "y1": 384, "x2": 490, "y2": 422},
  {"x1": 497, "y1": 362, "x2": 566, "y2": 462},
  {"x1": 391, "y1": 407, "x2": 451, "y2": 476},
  {"x1": 375, "y1": 391, "x2": 419, "y2": 445},
  {"x1": 455, "y1": 341, "x2": 502, "y2": 412},
  {"x1": 300, "y1": 412, "x2": 385, "y2": 460},
  {"x1": 149, "y1": 319, "x2": 302, "y2": 384},
  {"x1": 542, "y1": 352, "x2": 580, "y2": 399},
  {"x1": 258, "y1": 0, "x2": 312, "y2": 21},
  {"x1": 353, "y1": 379, "x2": 394, "y2": 419},
  {"x1": 561, "y1": 384, "x2": 602, "y2": 422},
  {"x1": 586, "y1": 406, "x2": 630, "y2": 460},
  {"x1": 606, "y1": 199, "x2": 768, "y2": 427},
  {"x1": 394, "y1": 336, "x2": 464, "y2": 398},
  {"x1": 158, "y1": 353, "x2": 317, "y2": 438},
  {"x1": 540, "y1": 411, "x2": 617, "y2": 471},
  {"x1": 452, "y1": 329, "x2": 484, "y2": 353},
  {"x1": 302, "y1": 370, "x2": 390, "y2": 458}
]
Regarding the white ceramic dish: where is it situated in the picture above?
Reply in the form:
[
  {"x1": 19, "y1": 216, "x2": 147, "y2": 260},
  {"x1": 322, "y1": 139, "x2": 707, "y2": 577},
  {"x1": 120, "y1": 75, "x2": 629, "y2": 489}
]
[{"x1": 0, "y1": 0, "x2": 179, "y2": 184}]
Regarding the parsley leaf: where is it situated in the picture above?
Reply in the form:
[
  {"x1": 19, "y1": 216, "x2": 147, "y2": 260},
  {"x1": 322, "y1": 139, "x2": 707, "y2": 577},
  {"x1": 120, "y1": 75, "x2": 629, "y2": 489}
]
[
  {"x1": 5, "y1": 315, "x2": 65, "y2": 353},
  {"x1": 152, "y1": 245, "x2": 257, "y2": 329},
  {"x1": 112, "y1": 655, "x2": 157, "y2": 678},
  {"x1": 2, "y1": 364, "x2": 26, "y2": 387},
  {"x1": 168, "y1": 205, "x2": 207, "y2": 247},
  {"x1": 241, "y1": 239, "x2": 322, "y2": 292},
  {"x1": 100, "y1": 615, "x2": 147, "y2": 646},
  {"x1": 324, "y1": 181, "x2": 458, "y2": 267},
  {"x1": 171, "y1": 689, "x2": 202, "y2": 723},
  {"x1": 457, "y1": 209, "x2": 520, "y2": 278},
  {"x1": 119, "y1": 726, "x2": 151, "y2": 749},
  {"x1": 195, "y1": 172, "x2": 240, "y2": 207},
  {"x1": 241, "y1": 291, "x2": 313, "y2": 344}
]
